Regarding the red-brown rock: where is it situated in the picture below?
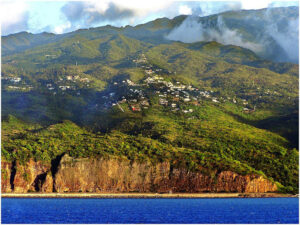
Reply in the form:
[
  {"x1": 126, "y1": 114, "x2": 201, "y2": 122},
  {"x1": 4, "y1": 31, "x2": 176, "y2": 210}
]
[
  {"x1": 53, "y1": 155, "x2": 277, "y2": 193},
  {"x1": 1, "y1": 161, "x2": 12, "y2": 193},
  {"x1": 1, "y1": 155, "x2": 278, "y2": 193},
  {"x1": 13, "y1": 159, "x2": 51, "y2": 193}
]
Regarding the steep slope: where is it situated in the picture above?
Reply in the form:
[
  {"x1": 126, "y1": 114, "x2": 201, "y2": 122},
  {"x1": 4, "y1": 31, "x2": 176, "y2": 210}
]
[{"x1": 1, "y1": 154, "x2": 277, "y2": 193}]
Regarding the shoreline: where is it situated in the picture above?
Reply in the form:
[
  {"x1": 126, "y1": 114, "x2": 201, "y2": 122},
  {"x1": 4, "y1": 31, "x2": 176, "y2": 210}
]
[{"x1": 1, "y1": 192, "x2": 296, "y2": 199}]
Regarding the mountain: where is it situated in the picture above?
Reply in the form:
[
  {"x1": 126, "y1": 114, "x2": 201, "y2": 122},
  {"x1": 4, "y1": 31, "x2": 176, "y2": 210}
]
[
  {"x1": 2, "y1": 31, "x2": 57, "y2": 56},
  {"x1": 2, "y1": 7, "x2": 298, "y2": 63},
  {"x1": 166, "y1": 7, "x2": 299, "y2": 63},
  {"x1": 1, "y1": 7, "x2": 299, "y2": 194}
]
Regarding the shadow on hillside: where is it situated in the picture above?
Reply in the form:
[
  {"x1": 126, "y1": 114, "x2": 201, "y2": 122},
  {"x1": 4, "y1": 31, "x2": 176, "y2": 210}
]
[
  {"x1": 223, "y1": 109, "x2": 299, "y2": 148},
  {"x1": 1, "y1": 75, "x2": 136, "y2": 134}
]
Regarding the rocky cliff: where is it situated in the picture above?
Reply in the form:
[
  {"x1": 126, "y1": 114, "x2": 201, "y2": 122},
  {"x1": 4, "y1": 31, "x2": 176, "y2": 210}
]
[
  {"x1": 1, "y1": 155, "x2": 278, "y2": 193},
  {"x1": 1, "y1": 159, "x2": 51, "y2": 193},
  {"x1": 1, "y1": 161, "x2": 12, "y2": 193}
]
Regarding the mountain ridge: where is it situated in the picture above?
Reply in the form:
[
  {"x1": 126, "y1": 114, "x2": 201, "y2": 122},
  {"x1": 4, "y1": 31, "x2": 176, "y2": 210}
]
[{"x1": 2, "y1": 6, "x2": 298, "y2": 63}]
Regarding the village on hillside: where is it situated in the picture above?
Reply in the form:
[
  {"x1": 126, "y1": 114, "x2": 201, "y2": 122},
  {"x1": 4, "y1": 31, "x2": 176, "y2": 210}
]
[
  {"x1": 88, "y1": 54, "x2": 257, "y2": 114},
  {"x1": 2, "y1": 53, "x2": 294, "y2": 115}
]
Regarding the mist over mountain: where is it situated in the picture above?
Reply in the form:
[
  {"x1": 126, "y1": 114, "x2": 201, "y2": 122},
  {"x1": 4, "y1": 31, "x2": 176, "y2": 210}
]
[
  {"x1": 2, "y1": 6, "x2": 298, "y2": 64},
  {"x1": 166, "y1": 6, "x2": 299, "y2": 63}
]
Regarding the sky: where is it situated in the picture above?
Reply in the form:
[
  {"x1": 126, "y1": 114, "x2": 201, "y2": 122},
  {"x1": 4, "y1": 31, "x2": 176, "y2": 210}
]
[{"x1": 0, "y1": 0, "x2": 299, "y2": 36}]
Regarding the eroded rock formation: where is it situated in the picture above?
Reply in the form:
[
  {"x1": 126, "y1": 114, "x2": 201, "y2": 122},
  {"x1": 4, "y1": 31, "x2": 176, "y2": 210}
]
[
  {"x1": 1, "y1": 159, "x2": 51, "y2": 193},
  {"x1": 1, "y1": 155, "x2": 278, "y2": 193},
  {"x1": 1, "y1": 161, "x2": 13, "y2": 193}
]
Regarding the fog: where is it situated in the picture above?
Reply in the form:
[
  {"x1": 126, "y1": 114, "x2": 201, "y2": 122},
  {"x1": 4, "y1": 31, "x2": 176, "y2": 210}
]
[
  {"x1": 166, "y1": 8, "x2": 299, "y2": 63},
  {"x1": 166, "y1": 16, "x2": 263, "y2": 53}
]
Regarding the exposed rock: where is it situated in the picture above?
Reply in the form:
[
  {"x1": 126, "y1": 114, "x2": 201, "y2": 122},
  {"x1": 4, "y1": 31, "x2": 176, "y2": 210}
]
[
  {"x1": 41, "y1": 172, "x2": 53, "y2": 193},
  {"x1": 1, "y1": 155, "x2": 277, "y2": 193},
  {"x1": 53, "y1": 155, "x2": 277, "y2": 193},
  {"x1": 245, "y1": 176, "x2": 277, "y2": 193},
  {"x1": 13, "y1": 159, "x2": 50, "y2": 193},
  {"x1": 1, "y1": 161, "x2": 12, "y2": 193}
]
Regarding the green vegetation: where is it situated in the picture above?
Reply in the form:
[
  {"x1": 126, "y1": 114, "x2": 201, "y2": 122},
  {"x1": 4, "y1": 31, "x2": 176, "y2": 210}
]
[
  {"x1": 1, "y1": 7, "x2": 298, "y2": 193},
  {"x1": 2, "y1": 100, "x2": 298, "y2": 193}
]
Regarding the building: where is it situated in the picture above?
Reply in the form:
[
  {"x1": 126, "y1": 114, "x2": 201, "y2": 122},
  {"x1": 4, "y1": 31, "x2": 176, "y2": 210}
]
[
  {"x1": 141, "y1": 100, "x2": 149, "y2": 106},
  {"x1": 159, "y1": 98, "x2": 168, "y2": 105},
  {"x1": 11, "y1": 77, "x2": 21, "y2": 83},
  {"x1": 191, "y1": 101, "x2": 200, "y2": 106},
  {"x1": 145, "y1": 69, "x2": 153, "y2": 75},
  {"x1": 130, "y1": 104, "x2": 141, "y2": 112},
  {"x1": 212, "y1": 98, "x2": 219, "y2": 103},
  {"x1": 59, "y1": 86, "x2": 70, "y2": 91}
]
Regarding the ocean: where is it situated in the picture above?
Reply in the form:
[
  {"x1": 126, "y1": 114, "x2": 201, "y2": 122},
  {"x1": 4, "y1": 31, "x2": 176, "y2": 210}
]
[{"x1": 1, "y1": 197, "x2": 299, "y2": 224}]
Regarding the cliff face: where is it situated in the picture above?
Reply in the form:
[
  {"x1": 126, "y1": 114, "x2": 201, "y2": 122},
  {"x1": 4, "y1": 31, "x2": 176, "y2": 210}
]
[
  {"x1": 53, "y1": 155, "x2": 277, "y2": 193},
  {"x1": 1, "y1": 161, "x2": 12, "y2": 193},
  {"x1": 1, "y1": 159, "x2": 51, "y2": 193},
  {"x1": 14, "y1": 160, "x2": 51, "y2": 193},
  {"x1": 1, "y1": 155, "x2": 277, "y2": 193}
]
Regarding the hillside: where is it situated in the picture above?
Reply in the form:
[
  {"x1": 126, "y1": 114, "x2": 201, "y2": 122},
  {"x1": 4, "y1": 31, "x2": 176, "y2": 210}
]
[{"x1": 1, "y1": 7, "x2": 299, "y2": 194}]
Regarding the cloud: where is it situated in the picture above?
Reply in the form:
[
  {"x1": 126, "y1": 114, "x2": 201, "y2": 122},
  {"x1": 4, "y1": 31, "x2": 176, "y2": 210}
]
[
  {"x1": 268, "y1": 1, "x2": 299, "y2": 8},
  {"x1": 61, "y1": 1, "x2": 150, "y2": 27},
  {"x1": 179, "y1": 5, "x2": 192, "y2": 15},
  {"x1": 166, "y1": 16, "x2": 262, "y2": 53},
  {"x1": 166, "y1": 5, "x2": 299, "y2": 63},
  {"x1": 241, "y1": 0, "x2": 271, "y2": 9},
  {"x1": 58, "y1": 1, "x2": 244, "y2": 32},
  {"x1": 263, "y1": 9, "x2": 299, "y2": 62},
  {"x1": 184, "y1": 1, "x2": 242, "y2": 17},
  {"x1": 1, "y1": 0, "x2": 299, "y2": 37},
  {"x1": 54, "y1": 21, "x2": 72, "y2": 34},
  {"x1": 58, "y1": 0, "x2": 174, "y2": 32},
  {"x1": 0, "y1": 1, "x2": 29, "y2": 35}
]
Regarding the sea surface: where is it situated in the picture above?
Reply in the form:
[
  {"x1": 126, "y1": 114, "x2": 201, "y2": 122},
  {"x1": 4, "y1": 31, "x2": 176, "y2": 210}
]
[{"x1": 1, "y1": 197, "x2": 299, "y2": 224}]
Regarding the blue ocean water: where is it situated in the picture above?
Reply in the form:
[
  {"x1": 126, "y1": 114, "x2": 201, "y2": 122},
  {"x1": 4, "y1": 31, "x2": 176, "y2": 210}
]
[{"x1": 1, "y1": 197, "x2": 299, "y2": 224}]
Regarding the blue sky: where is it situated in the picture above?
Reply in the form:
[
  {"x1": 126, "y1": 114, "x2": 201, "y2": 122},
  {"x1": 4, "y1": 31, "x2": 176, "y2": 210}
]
[{"x1": 1, "y1": 0, "x2": 299, "y2": 35}]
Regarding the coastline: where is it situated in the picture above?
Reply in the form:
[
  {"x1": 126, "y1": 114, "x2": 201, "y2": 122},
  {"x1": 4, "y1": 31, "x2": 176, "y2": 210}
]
[{"x1": 1, "y1": 192, "x2": 296, "y2": 199}]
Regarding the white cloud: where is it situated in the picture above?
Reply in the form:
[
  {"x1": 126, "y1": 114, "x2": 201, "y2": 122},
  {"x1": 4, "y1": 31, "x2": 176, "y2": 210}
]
[
  {"x1": 0, "y1": 1, "x2": 29, "y2": 35},
  {"x1": 264, "y1": 14, "x2": 299, "y2": 62},
  {"x1": 53, "y1": 21, "x2": 71, "y2": 34},
  {"x1": 111, "y1": 0, "x2": 172, "y2": 16},
  {"x1": 166, "y1": 16, "x2": 263, "y2": 53},
  {"x1": 60, "y1": 0, "x2": 174, "y2": 27},
  {"x1": 1, "y1": 0, "x2": 299, "y2": 35},
  {"x1": 179, "y1": 5, "x2": 192, "y2": 15},
  {"x1": 241, "y1": 0, "x2": 271, "y2": 9}
]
